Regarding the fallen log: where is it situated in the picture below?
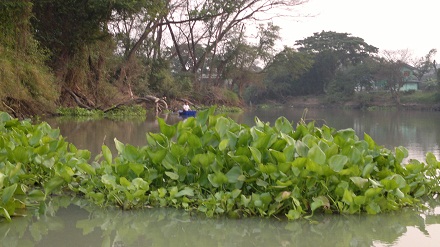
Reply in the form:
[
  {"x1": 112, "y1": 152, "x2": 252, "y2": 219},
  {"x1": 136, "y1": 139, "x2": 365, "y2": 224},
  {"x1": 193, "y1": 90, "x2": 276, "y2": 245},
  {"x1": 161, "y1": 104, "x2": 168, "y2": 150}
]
[{"x1": 103, "y1": 96, "x2": 168, "y2": 114}]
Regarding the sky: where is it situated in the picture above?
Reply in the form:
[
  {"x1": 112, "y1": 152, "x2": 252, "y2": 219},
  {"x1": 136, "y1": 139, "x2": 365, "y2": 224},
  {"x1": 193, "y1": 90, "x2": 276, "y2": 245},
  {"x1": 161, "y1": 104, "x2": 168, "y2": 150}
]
[{"x1": 271, "y1": 0, "x2": 440, "y2": 62}]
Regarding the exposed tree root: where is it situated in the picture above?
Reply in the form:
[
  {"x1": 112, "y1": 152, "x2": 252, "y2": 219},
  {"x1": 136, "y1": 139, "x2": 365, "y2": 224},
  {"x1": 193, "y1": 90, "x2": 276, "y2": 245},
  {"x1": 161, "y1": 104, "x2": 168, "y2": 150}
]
[{"x1": 103, "y1": 96, "x2": 168, "y2": 114}]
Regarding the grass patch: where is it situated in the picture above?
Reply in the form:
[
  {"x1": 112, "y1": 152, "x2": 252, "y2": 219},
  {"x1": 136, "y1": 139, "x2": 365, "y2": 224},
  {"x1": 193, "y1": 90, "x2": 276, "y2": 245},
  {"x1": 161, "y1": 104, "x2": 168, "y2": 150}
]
[
  {"x1": 56, "y1": 105, "x2": 147, "y2": 120},
  {"x1": 401, "y1": 91, "x2": 439, "y2": 104}
]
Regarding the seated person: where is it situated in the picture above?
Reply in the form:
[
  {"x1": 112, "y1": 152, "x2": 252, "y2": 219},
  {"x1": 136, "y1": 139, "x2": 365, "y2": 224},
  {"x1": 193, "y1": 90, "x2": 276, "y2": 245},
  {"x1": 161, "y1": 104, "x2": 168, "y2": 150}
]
[{"x1": 183, "y1": 102, "x2": 190, "y2": 111}]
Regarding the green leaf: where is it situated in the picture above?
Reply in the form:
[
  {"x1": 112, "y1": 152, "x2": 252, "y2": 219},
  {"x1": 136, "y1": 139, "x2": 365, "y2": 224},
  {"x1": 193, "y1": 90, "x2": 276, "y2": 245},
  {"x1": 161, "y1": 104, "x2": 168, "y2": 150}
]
[
  {"x1": 196, "y1": 107, "x2": 215, "y2": 126},
  {"x1": 260, "y1": 192, "x2": 272, "y2": 205},
  {"x1": 148, "y1": 133, "x2": 167, "y2": 146},
  {"x1": 225, "y1": 166, "x2": 242, "y2": 183},
  {"x1": 365, "y1": 187, "x2": 382, "y2": 198},
  {"x1": 286, "y1": 209, "x2": 301, "y2": 220},
  {"x1": 311, "y1": 196, "x2": 329, "y2": 212},
  {"x1": 132, "y1": 178, "x2": 149, "y2": 190},
  {"x1": 228, "y1": 153, "x2": 252, "y2": 168},
  {"x1": 414, "y1": 185, "x2": 426, "y2": 198},
  {"x1": 350, "y1": 177, "x2": 368, "y2": 189},
  {"x1": 102, "y1": 145, "x2": 112, "y2": 164},
  {"x1": 395, "y1": 146, "x2": 408, "y2": 163},
  {"x1": 147, "y1": 148, "x2": 167, "y2": 164},
  {"x1": 170, "y1": 143, "x2": 187, "y2": 159},
  {"x1": 342, "y1": 189, "x2": 353, "y2": 205},
  {"x1": 364, "y1": 133, "x2": 376, "y2": 149},
  {"x1": 270, "y1": 149, "x2": 286, "y2": 163},
  {"x1": 0, "y1": 112, "x2": 12, "y2": 122},
  {"x1": 175, "y1": 187, "x2": 194, "y2": 198},
  {"x1": 0, "y1": 173, "x2": 6, "y2": 190},
  {"x1": 391, "y1": 174, "x2": 406, "y2": 188},
  {"x1": 354, "y1": 195, "x2": 366, "y2": 205},
  {"x1": 129, "y1": 163, "x2": 144, "y2": 176},
  {"x1": 295, "y1": 140, "x2": 309, "y2": 157},
  {"x1": 165, "y1": 171, "x2": 179, "y2": 180},
  {"x1": 114, "y1": 138, "x2": 125, "y2": 154},
  {"x1": 0, "y1": 207, "x2": 11, "y2": 222},
  {"x1": 366, "y1": 201, "x2": 381, "y2": 214},
  {"x1": 249, "y1": 146, "x2": 262, "y2": 163},
  {"x1": 256, "y1": 179, "x2": 269, "y2": 187},
  {"x1": 77, "y1": 162, "x2": 96, "y2": 175},
  {"x1": 278, "y1": 162, "x2": 291, "y2": 174},
  {"x1": 157, "y1": 118, "x2": 176, "y2": 139},
  {"x1": 124, "y1": 144, "x2": 140, "y2": 162},
  {"x1": 208, "y1": 173, "x2": 228, "y2": 188},
  {"x1": 259, "y1": 163, "x2": 277, "y2": 174},
  {"x1": 12, "y1": 146, "x2": 29, "y2": 163},
  {"x1": 292, "y1": 157, "x2": 307, "y2": 170},
  {"x1": 219, "y1": 139, "x2": 229, "y2": 151},
  {"x1": 119, "y1": 177, "x2": 131, "y2": 187},
  {"x1": 188, "y1": 133, "x2": 202, "y2": 148},
  {"x1": 280, "y1": 132, "x2": 295, "y2": 146},
  {"x1": 101, "y1": 174, "x2": 117, "y2": 189},
  {"x1": 328, "y1": 155, "x2": 348, "y2": 172},
  {"x1": 44, "y1": 176, "x2": 65, "y2": 195},
  {"x1": 426, "y1": 152, "x2": 440, "y2": 168},
  {"x1": 27, "y1": 190, "x2": 45, "y2": 201},
  {"x1": 55, "y1": 163, "x2": 74, "y2": 182},
  {"x1": 2, "y1": 183, "x2": 17, "y2": 204},
  {"x1": 308, "y1": 144, "x2": 326, "y2": 165},
  {"x1": 395, "y1": 188, "x2": 405, "y2": 199},
  {"x1": 336, "y1": 128, "x2": 356, "y2": 141},
  {"x1": 275, "y1": 117, "x2": 293, "y2": 134},
  {"x1": 193, "y1": 152, "x2": 215, "y2": 168},
  {"x1": 362, "y1": 162, "x2": 376, "y2": 177},
  {"x1": 215, "y1": 117, "x2": 230, "y2": 138}
]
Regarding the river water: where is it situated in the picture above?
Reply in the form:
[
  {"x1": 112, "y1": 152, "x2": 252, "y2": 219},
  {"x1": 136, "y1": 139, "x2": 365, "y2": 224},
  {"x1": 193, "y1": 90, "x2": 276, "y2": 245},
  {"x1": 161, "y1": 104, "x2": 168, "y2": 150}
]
[{"x1": 2, "y1": 107, "x2": 440, "y2": 247}]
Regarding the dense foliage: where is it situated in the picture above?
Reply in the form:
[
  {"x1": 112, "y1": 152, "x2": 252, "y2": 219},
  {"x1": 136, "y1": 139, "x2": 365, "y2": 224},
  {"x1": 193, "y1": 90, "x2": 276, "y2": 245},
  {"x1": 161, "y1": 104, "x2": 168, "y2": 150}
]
[
  {"x1": 2, "y1": 1, "x2": 439, "y2": 116},
  {"x1": 1, "y1": 110, "x2": 440, "y2": 222},
  {"x1": 0, "y1": 0, "x2": 59, "y2": 117}
]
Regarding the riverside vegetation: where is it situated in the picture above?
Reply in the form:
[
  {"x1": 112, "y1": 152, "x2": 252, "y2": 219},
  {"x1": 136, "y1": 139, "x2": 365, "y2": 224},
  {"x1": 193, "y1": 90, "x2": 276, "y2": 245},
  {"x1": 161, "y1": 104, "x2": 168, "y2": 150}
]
[{"x1": 1, "y1": 108, "x2": 440, "y2": 222}]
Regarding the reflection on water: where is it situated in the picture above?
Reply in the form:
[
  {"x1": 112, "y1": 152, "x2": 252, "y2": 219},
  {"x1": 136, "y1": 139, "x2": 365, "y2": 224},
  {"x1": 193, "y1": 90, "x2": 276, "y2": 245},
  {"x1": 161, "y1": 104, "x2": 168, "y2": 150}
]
[
  {"x1": 4, "y1": 107, "x2": 439, "y2": 246},
  {"x1": 1, "y1": 197, "x2": 440, "y2": 247}
]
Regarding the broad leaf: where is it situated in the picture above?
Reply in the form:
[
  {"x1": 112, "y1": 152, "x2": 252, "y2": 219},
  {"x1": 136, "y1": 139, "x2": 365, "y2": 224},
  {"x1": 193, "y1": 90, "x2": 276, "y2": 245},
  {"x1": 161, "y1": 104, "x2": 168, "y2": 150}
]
[
  {"x1": 44, "y1": 176, "x2": 65, "y2": 195},
  {"x1": 275, "y1": 117, "x2": 293, "y2": 134},
  {"x1": 2, "y1": 183, "x2": 17, "y2": 204},
  {"x1": 225, "y1": 166, "x2": 242, "y2": 183},
  {"x1": 249, "y1": 146, "x2": 261, "y2": 163},
  {"x1": 165, "y1": 171, "x2": 179, "y2": 180},
  {"x1": 157, "y1": 118, "x2": 176, "y2": 139},
  {"x1": 308, "y1": 144, "x2": 326, "y2": 165},
  {"x1": 328, "y1": 155, "x2": 348, "y2": 172}
]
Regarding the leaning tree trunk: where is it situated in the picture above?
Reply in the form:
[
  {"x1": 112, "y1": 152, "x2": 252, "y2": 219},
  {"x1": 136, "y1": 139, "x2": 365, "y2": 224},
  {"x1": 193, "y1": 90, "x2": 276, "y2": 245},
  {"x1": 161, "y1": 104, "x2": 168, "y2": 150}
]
[{"x1": 103, "y1": 96, "x2": 168, "y2": 114}]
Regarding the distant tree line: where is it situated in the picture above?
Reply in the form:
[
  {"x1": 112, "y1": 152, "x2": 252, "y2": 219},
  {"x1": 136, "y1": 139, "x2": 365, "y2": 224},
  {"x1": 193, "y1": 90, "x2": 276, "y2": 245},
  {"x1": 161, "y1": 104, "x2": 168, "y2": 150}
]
[{"x1": 0, "y1": 0, "x2": 438, "y2": 117}]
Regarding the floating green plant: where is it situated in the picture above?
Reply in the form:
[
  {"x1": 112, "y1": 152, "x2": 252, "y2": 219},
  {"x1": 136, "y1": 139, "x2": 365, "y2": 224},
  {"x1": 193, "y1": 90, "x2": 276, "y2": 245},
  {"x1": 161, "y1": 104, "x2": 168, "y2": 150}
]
[{"x1": 1, "y1": 108, "x2": 439, "y2": 222}]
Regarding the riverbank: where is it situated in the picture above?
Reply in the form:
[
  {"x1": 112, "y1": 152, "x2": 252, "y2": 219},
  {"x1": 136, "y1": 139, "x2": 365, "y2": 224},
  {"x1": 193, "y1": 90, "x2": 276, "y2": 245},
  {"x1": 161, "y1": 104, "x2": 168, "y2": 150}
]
[{"x1": 283, "y1": 93, "x2": 440, "y2": 111}]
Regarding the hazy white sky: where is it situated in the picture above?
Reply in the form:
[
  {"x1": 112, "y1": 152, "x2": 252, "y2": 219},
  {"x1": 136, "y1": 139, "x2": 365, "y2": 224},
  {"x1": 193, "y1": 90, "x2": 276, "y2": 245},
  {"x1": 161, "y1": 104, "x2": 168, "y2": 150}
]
[{"x1": 272, "y1": 0, "x2": 439, "y2": 61}]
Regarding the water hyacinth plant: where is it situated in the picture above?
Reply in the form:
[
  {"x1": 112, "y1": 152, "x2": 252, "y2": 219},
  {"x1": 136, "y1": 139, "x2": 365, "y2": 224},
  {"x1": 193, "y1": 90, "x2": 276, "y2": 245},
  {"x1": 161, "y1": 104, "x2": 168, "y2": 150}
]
[{"x1": 1, "y1": 108, "x2": 440, "y2": 222}]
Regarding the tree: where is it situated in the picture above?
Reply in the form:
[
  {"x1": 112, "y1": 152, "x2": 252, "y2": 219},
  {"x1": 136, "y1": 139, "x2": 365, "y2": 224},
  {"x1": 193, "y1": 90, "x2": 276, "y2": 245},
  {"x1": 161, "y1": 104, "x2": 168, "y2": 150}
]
[
  {"x1": 31, "y1": 0, "x2": 167, "y2": 104},
  {"x1": 327, "y1": 57, "x2": 380, "y2": 102},
  {"x1": 166, "y1": 0, "x2": 308, "y2": 86},
  {"x1": 213, "y1": 22, "x2": 280, "y2": 97},
  {"x1": 412, "y1": 49, "x2": 437, "y2": 82},
  {"x1": 295, "y1": 31, "x2": 378, "y2": 93},
  {"x1": 109, "y1": 0, "x2": 170, "y2": 92},
  {"x1": 0, "y1": 0, "x2": 59, "y2": 117},
  {"x1": 261, "y1": 47, "x2": 313, "y2": 100},
  {"x1": 376, "y1": 49, "x2": 412, "y2": 105}
]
